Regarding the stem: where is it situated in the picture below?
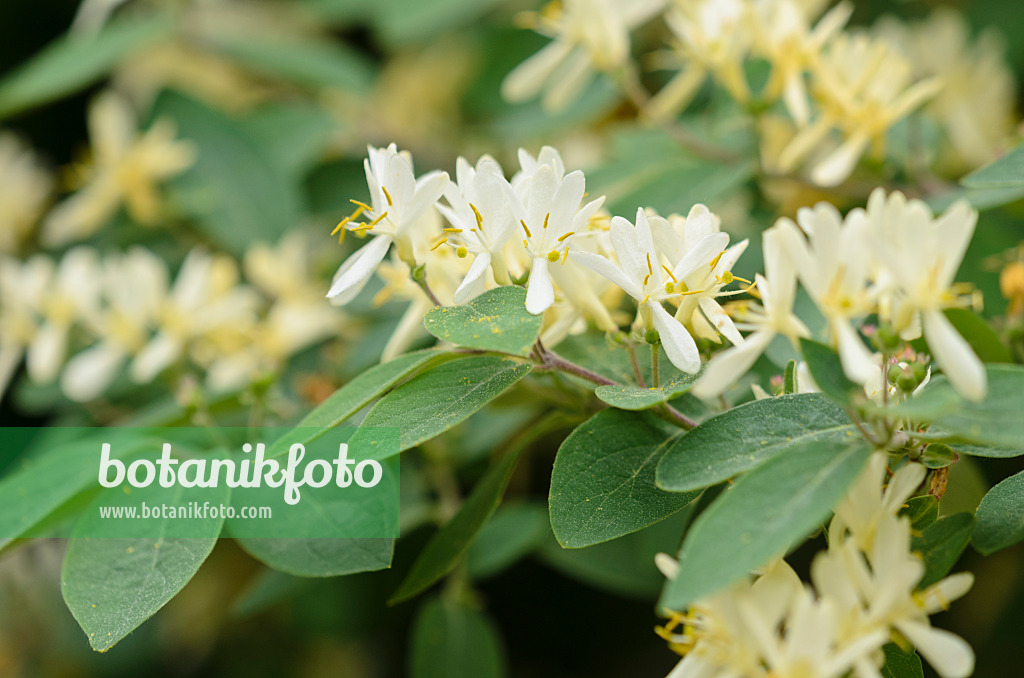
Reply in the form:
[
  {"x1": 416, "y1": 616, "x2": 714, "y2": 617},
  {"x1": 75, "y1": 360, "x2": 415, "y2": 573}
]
[
  {"x1": 658, "y1": 403, "x2": 697, "y2": 429},
  {"x1": 650, "y1": 344, "x2": 660, "y2": 389},
  {"x1": 627, "y1": 342, "x2": 647, "y2": 388},
  {"x1": 417, "y1": 276, "x2": 444, "y2": 308}
]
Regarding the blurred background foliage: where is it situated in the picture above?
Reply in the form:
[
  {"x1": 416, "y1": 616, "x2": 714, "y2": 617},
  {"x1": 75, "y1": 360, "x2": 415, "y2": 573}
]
[{"x1": 0, "y1": 1, "x2": 1022, "y2": 677}]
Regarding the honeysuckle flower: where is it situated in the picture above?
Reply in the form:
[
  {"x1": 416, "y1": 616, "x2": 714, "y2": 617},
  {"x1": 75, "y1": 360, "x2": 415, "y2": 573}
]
[
  {"x1": 0, "y1": 256, "x2": 49, "y2": 400},
  {"x1": 502, "y1": 0, "x2": 666, "y2": 112},
  {"x1": 506, "y1": 165, "x2": 604, "y2": 315},
  {"x1": 875, "y1": 9, "x2": 1017, "y2": 172},
  {"x1": 511, "y1": 146, "x2": 567, "y2": 196},
  {"x1": 0, "y1": 132, "x2": 53, "y2": 254},
  {"x1": 543, "y1": 239, "x2": 624, "y2": 346},
  {"x1": 862, "y1": 189, "x2": 986, "y2": 401},
  {"x1": 779, "y1": 34, "x2": 941, "y2": 186},
  {"x1": 693, "y1": 227, "x2": 809, "y2": 398},
  {"x1": 327, "y1": 144, "x2": 449, "y2": 305},
  {"x1": 435, "y1": 156, "x2": 517, "y2": 304},
  {"x1": 61, "y1": 248, "x2": 167, "y2": 402},
  {"x1": 648, "y1": 0, "x2": 751, "y2": 120},
  {"x1": 130, "y1": 250, "x2": 260, "y2": 384},
  {"x1": 571, "y1": 207, "x2": 728, "y2": 372},
  {"x1": 772, "y1": 201, "x2": 877, "y2": 384},
  {"x1": 42, "y1": 90, "x2": 195, "y2": 246},
  {"x1": 751, "y1": 0, "x2": 852, "y2": 125},
  {"x1": 651, "y1": 205, "x2": 748, "y2": 346}
]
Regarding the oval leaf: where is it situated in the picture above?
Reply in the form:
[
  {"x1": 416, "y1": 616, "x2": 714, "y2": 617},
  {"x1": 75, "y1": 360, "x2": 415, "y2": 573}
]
[
  {"x1": 235, "y1": 538, "x2": 395, "y2": 577},
  {"x1": 657, "y1": 393, "x2": 856, "y2": 493},
  {"x1": 424, "y1": 287, "x2": 543, "y2": 357},
  {"x1": 550, "y1": 409, "x2": 698, "y2": 548},
  {"x1": 409, "y1": 598, "x2": 505, "y2": 678},
  {"x1": 974, "y1": 469, "x2": 1024, "y2": 555}
]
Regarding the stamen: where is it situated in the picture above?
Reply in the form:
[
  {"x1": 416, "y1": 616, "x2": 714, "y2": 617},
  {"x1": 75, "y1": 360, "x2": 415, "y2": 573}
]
[
  {"x1": 708, "y1": 251, "x2": 724, "y2": 270},
  {"x1": 521, "y1": 220, "x2": 532, "y2": 238},
  {"x1": 381, "y1": 186, "x2": 393, "y2": 206},
  {"x1": 661, "y1": 265, "x2": 677, "y2": 283},
  {"x1": 331, "y1": 216, "x2": 352, "y2": 236},
  {"x1": 443, "y1": 228, "x2": 463, "y2": 234},
  {"x1": 547, "y1": 250, "x2": 560, "y2": 263},
  {"x1": 470, "y1": 203, "x2": 484, "y2": 230},
  {"x1": 456, "y1": 246, "x2": 468, "y2": 258},
  {"x1": 350, "y1": 199, "x2": 373, "y2": 212},
  {"x1": 561, "y1": 248, "x2": 569, "y2": 264},
  {"x1": 557, "y1": 231, "x2": 575, "y2": 243},
  {"x1": 542, "y1": 213, "x2": 550, "y2": 230},
  {"x1": 430, "y1": 238, "x2": 448, "y2": 251},
  {"x1": 643, "y1": 253, "x2": 653, "y2": 286},
  {"x1": 367, "y1": 211, "x2": 388, "y2": 228}
]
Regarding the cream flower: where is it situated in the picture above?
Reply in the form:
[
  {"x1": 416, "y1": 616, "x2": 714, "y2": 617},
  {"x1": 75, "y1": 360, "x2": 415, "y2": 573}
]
[
  {"x1": 862, "y1": 189, "x2": 985, "y2": 401},
  {"x1": 570, "y1": 207, "x2": 728, "y2": 372},
  {"x1": 42, "y1": 90, "x2": 195, "y2": 246},
  {"x1": 0, "y1": 133, "x2": 53, "y2": 254},
  {"x1": 693, "y1": 226, "x2": 809, "y2": 398},
  {"x1": 327, "y1": 144, "x2": 449, "y2": 305},
  {"x1": 502, "y1": 0, "x2": 666, "y2": 111},
  {"x1": 506, "y1": 165, "x2": 605, "y2": 315}
]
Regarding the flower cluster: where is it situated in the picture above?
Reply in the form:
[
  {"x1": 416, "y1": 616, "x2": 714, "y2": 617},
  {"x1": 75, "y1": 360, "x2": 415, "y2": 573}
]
[
  {"x1": 656, "y1": 452, "x2": 974, "y2": 678},
  {"x1": 0, "y1": 235, "x2": 339, "y2": 403},
  {"x1": 505, "y1": 0, "x2": 1018, "y2": 185}
]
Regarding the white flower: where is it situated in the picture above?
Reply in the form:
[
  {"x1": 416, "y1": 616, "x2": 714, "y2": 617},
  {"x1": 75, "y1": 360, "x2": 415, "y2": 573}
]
[
  {"x1": 571, "y1": 207, "x2": 728, "y2": 372},
  {"x1": 42, "y1": 90, "x2": 195, "y2": 246},
  {"x1": 651, "y1": 205, "x2": 748, "y2": 346},
  {"x1": 327, "y1": 144, "x2": 448, "y2": 304},
  {"x1": 693, "y1": 226, "x2": 809, "y2": 398},
  {"x1": 502, "y1": 0, "x2": 665, "y2": 111},
  {"x1": 506, "y1": 164, "x2": 604, "y2": 315},
  {"x1": 862, "y1": 189, "x2": 985, "y2": 401},
  {"x1": 0, "y1": 132, "x2": 53, "y2": 254},
  {"x1": 435, "y1": 156, "x2": 517, "y2": 304},
  {"x1": 772, "y1": 201, "x2": 877, "y2": 384}
]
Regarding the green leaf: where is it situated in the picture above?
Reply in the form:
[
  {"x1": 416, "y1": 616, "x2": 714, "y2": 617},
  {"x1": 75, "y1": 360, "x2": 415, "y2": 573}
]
[
  {"x1": 552, "y1": 332, "x2": 635, "y2": 383},
  {"x1": 973, "y1": 469, "x2": 1024, "y2": 555},
  {"x1": 153, "y1": 91, "x2": 303, "y2": 256},
  {"x1": 656, "y1": 393, "x2": 857, "y2": 493},
  {"x1": 358, "y1": 355, "x2": 531, "y2": 455},
  {"x1": 0, "y1": 14, "x2": 173, "y2": 119},
  {"x1": 912, "y1": 513, "x2": 973, "y2": 588},
  {"x1": 241, "y1": 102, "x2": 338, "y2": 177},
  {"x1": 268, "y1": 349, "x2": 444, "y2": 457},
  {"x1": 881, "y1": 643, "x2": 924, "y2": 678},
  {"x1": 235, "y1": 538, "x2": 395, "y2": 577},
  {"x1": 660, "y1": 440, "x2": 870, "y2": 611},
  {"x1": 594, "y1": 370, "x2": 700, "y2": 410},
  {"x1": 60, "y1": 482, "x2": 227, "y2": 651},
  {"x1": 961, "y1": 142, "x2": 1024, "y2": 188},
  {"x1": 921, "y1": 443, "x2": 958, "y2": 469},
  {"x1": 799, "y1": 338, "x2": 861, "y2": 406},
  {"x1": 390, "y1": 446, "x2": 523, "y2": 604},
  {"x1": 539, "y1": 508, "x2": 695, "y2": 600},
  {"x1": 466, "y1": 502, "x2": 549, "y2": 580},
  {"x1": 207, "y1": 33, "x2": 374, "y2": 93},
  {"x1": 423, "y1": 287, "x2": 543, "y2": 357},
  {"x1": 900, "y1": 495, "x2": 938, "y2": 531},
  {"x1": 937, "y1": 309, "x2": 1012, "y2": 363},
  {"x1": 783, "y1": 360, "x2": 797, "y2": 395},
  {"x1": 550, "y1": 409, "x2": 698, "y2": 548},
  {"x1": 409, "y1": 598, "x2": 505, "y2": 678},
  {"x1": 951, "y1": 442, "x2": 1024, "y2": 458},
  {"x1": 889, "y1": 365, "x2": 1024, "y2": 449}
]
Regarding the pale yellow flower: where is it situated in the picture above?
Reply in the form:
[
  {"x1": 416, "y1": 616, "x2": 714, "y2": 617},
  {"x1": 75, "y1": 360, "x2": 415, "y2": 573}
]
[{"x1": 0, "y1": 133, "x2": 53, "y2": 254}]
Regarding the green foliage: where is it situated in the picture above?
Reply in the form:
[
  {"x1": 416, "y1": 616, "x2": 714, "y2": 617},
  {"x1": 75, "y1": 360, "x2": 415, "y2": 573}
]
[
  {"x1": 881, "y1": 643, "x2": 924, "y2": 678},
  {"x1": 153, "y1": 91, "x2": 304, "y2": 257},
  {"x1": 409, "y1": 597, "x2": 505, "y2": 678},
  {"x1": 550, "y1": 409, "x2": 698, "y2": 548},
  {"x1": 962, "y1": 142, "x2": 1024, "y2": 188},
  {"x1": 466, "y1": 502, "x2": 549, "y2": 580},
  {"x1": 799, "y1": 338, "x2": 861, "y2": 406},
  {"x1": 660, "y1": 440, "x2": 870, "y2": 611},
  {"x1": 594, "y1": 370, "x2": 700, "y2": 410},
  {"x1": 938, "y1": 309, "x2": 1012, "y2": 363},
  {"x1": 241, "y1": 102, "x2": 339, "y2": 178},
  {"x1": 973, "y1": 469, "x2": 1024, "y2": 555},
  {"x1": 358, "y1": 355, "x2": 532, "y2": 455},
  {"x1": 390, "y1": 446, "x2": 523, "y2": 604},
  {"x1": 656, "y1": 393, "x2": 856, "y2": 493},
  {"x1": 912, "y1": 513, "x2": 974, "y2": 588},
  {"x1": 901, "y1": 495, "x2": 938, "y2": 530},
  {"x1": 61, "y1": 483, "x2": 228, "y2": 651},
  {"x1": 0, "y1": 14, "x2": 173, "y2": 118},
  {"x1": 235, "y1": 538, "x2": 395, "y2": 577},
  {"x1": 423, "y1": 287, "x2": 543, "y2": 357}
]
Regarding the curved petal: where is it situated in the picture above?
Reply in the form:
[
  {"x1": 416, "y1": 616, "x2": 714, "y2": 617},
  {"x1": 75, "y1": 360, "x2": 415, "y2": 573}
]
[
  {"x1": 922, "y1": 309, "x2": 986, "y2": 402},
  {"x1": 525, "y1": 257, "x2": 555, "y2": 315},
  {"x1": 61, "y1": 342, "x2": 126, "y2": 402},
  {"x1": 454, "y1": 252, "x2": 492, "y2": 305},
  {"x1": 895, "y1": 620, "x2": 974, "y2": 678},
  {"x1": 27, "y1": 324, "x2": 67, "y2": 383},
  {"x1": 131, "y1": 332, "x2": 183, "y2": 383},
  {"x1": 568, "y1": 251, "x2": 641, "y2": 299},
  {"x1": 326, "y1": 235, "x2": 392, "y2": 304},
  {"x1": 650, "y1": 301, "x2": 700, "y2": 373},
  {"x1": 693, "y1": 329, "x2": 775, "y2": 399},
  {"x1": 833, "y1": 319, "x2": 877, "y2": 385}
]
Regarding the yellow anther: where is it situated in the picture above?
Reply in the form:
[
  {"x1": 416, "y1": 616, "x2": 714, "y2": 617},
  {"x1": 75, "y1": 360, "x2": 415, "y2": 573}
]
[
  {"x1": 557, "y1": 231, "x2": 575, "y2": 243},
  {"x1": 520, "y1": 220, "x2": 532, "y2": 238},
  {"x1": 331, "y1": 216, "x2": 351, "y2": 237},
  {"x1": 641, "y1": 294, "x2": 651, "y2": 305},
  {"x1": 643, "y1": 253, "x2": 654, "y2": 286},
  {"x1": 381, "y1": 186, "x2": 393, "y2": 206},
  {"x1": 367, "y1": 211, "x2": 388, "y2": 228},
  {"x1": 542, "y1": 213, "x2": 550, "y2": 230},
  {"x1": 561, "y1": 248, "x2": 569, "y2": 264},
  {"x1": 350, "y1": 199, "x2": 373, "y2": 212},
  {"x1": 708, "y1": 251, "x2": 724, "y2": 270},
  {"x1": 470, "y1": 203, "x2": 484, "y2": 230},
  {"x1": 547, "y1": 250, "x2": 560, "y2": 263},
  {"x1": 430, "y1": 238, "x2": 448, "y2": 251},
  {"x1": 456, "y1": 246, "x2": 468, "y2": 258},
  {"x1": 661, "y1": 265, "x2": 677, "y2": 283}
]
